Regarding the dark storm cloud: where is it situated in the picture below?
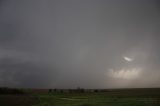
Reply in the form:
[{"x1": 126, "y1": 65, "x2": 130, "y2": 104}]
[
  {"x1": 0, "y1": 0, "x2": 159, "y2": 88},
  {"x1": 0, "y1": 57, "x2": 57, "y2": 88}
]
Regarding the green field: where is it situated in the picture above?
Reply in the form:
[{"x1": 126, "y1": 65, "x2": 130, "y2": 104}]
[{"x1": 0, "y1": 88, "x2": 160, "y2": 106}]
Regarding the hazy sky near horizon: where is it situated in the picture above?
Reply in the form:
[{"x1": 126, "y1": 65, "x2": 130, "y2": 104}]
[{"x1": 0, "y1": 0, "x2": 160, "y2": 88}]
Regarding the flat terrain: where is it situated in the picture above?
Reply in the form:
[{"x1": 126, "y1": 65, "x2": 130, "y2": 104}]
[{"x1": 0, "y1": 88, "x2": 160, "y2": 106}]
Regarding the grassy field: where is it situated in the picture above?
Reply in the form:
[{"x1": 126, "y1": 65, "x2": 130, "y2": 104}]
[{"x1": 0, "y1": 88, "x2": 160, "y2": 106}]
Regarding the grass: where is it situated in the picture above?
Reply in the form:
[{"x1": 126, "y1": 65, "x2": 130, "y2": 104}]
[
  {"x1": 34, "y1": 92, "x2": 160, "y2": 106},
  {"x1": 0, "y1": 88, "x2": 160, "y2": 106}
]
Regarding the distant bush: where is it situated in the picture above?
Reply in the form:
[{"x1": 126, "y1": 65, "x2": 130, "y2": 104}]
[
  {"x1": 94, "y1": 89, "x2": 99, "y2": 92},
  {"x1": 60, "y1": 90, "x2": 64, "y2": 93},
  {"x1": 81, "y1": 103, "x2": 93, "y2": 106},
  {"x1": 0, "y1": 87, "x2": 25, "y2": 95}
]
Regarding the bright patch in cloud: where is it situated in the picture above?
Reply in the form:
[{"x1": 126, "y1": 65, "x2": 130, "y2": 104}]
[{"x1": 123, "y1": 56, "x2": 133, "y2": 62}]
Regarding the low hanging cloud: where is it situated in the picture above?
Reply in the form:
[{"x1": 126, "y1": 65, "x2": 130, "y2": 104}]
[{"x1": 0, "y1": 0, "x2": 159, "y2": 88}]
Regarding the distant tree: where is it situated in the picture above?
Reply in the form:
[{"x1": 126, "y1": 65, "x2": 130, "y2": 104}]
[
  {"x1": 54, "y1": 88, "x2": 57, "y2": 92},
  {"x1": 77, "y1": 87, "x2": 85, "y2": 93},
  {"x1": 80, "y1": 88, "x2": 85, "y2": 93},
  {"x1": 48, "y1": 89, "x2": 52, "y2": 93}
]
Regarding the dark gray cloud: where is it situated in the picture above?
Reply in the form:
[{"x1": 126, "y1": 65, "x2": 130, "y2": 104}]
[{"x1": 0, "y1": 0, "x2": 159, "y2": 88}]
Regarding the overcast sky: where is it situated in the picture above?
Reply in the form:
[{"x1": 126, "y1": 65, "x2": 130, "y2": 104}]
[{"x1": 0, "y1": 0, "x2": 160, "y2": 88}]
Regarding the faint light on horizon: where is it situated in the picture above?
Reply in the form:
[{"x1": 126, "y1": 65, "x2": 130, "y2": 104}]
[{"x1": 108, "y1": 68, "x2": 142, "y2": 80}]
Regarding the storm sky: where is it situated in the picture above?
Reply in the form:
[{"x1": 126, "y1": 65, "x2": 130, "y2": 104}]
[{"x1": 0, "y1": 0, "x2": 160, "y2": 88}]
